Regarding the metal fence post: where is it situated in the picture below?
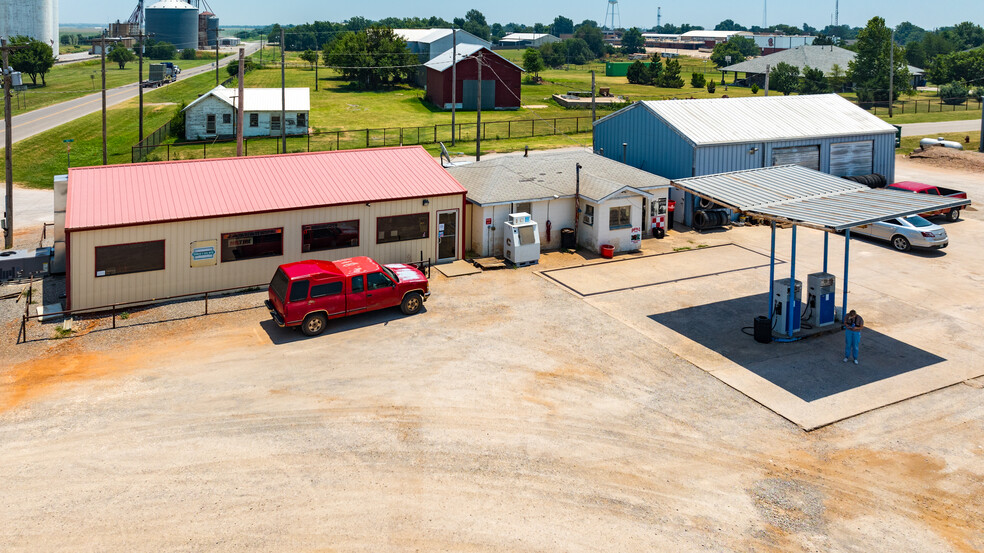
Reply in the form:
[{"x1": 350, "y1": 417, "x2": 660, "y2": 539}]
[
  {"x1": 112, "y1": 305, "x2": 116, "y2": 329},
  {"x1": 307, "y1": 133, "x2": 310, "y2": 151},
  {"x1": 366, "y1": 129, "x2": 369, "y2": 148},
  {"x1": 203, "y1": 142, "x2": 207, "y2": 159},
  {"x1": 205, "y1": 291, "x2": 209, "y2": 315}
]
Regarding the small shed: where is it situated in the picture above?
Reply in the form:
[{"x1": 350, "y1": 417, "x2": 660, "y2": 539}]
[
  {"x1": 425, "y1": 44, "x2": 523, "y2": 111},
  {"x1": 446, "y1": 149, "x2": 671, "y2": 256},
  {"x1": 183, "y1": 85, "x2": 311, "y2": 141},
  {"x1": 58, "y1": 147, "x2": 467, "y2": 311},
  {"x1": 497, "y1": 33, "x2": 560, "y2": 48},
  {"x1": 593, "y1": 94, "x2": 898, "y2": 227}
]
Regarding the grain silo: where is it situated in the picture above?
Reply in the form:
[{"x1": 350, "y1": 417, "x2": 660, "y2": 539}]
[
  {"x1": 206, "y1": 14, "x2": 219, "y2": 47},
  {"x1": 145, "y1": 0, "x2": 199, "y2": 51},
  {"x1": 0, "y1": 0, "x2": 60, "y2": 59}
]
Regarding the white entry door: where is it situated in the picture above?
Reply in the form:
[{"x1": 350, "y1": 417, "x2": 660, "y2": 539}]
[{"x1": 436, "y1": 209, "x2": 458, "y2": 263}]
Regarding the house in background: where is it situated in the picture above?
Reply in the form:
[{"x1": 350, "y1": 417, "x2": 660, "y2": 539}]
[
  {"x1": 182, "y1": 85, "x2": 311, "y2": 141},
  {"x1": 394, "y1": 28, "x2": 491, "y2": 86},
  {"x1": 497, "y1": 33, "x2": 560, "y2": 49},
  {"x1": 721, "y1": 45, "x2": 926, "y2": 88},
  {"x1": 424, "y1": 44, "x2": 523, "y2": 111},
  {"x1": 447, "y1": 149, "x2": 671, "y2": 256}
]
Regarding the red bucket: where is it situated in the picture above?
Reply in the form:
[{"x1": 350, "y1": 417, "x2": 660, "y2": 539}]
[{"x1": 600, "y1": 244, "x2": 615, "y2": 259}]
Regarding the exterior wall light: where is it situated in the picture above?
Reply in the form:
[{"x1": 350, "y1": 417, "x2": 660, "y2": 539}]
[
  {"x1": 422, "y1": 199, "x2": 430, "y2": 206},
  {"x1": 748, "y1": 147, "x2": 760, "y2": 155}
]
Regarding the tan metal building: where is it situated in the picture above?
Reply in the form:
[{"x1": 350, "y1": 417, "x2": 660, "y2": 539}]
[{"x1": 58, "y1": 147, "x2": 467, "y2": 311}]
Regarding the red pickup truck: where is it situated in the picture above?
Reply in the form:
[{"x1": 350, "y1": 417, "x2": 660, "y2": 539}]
[
  {"x1": 265, "y1": 256, "x2": 430, "y2": 336},
  {"x1": 886, "y1": 181, "x2": 970, "y2": 222}
]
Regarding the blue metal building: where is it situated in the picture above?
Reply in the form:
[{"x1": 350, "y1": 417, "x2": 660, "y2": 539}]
[{"x1": 593, "y1": 94, "x2": 898, "y2": 226}]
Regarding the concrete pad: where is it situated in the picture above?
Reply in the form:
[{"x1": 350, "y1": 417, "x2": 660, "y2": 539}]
[
  {"x1": 434, "y1": 260, "x2": 482, "y2": 278},
  {"x1": 541, "y1": 244, "x2": 777, "y2": 296},
  {"x1": 37, "y1": 303, "x2": 63, "y2": 322},
  {"x1": 542, "y1": 223, "x2": 984, "y2": 430}
]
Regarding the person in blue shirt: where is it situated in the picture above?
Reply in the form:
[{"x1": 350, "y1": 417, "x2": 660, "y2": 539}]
[{"x1": 843, "y1": 309, "x2": 864, "y2": 365}]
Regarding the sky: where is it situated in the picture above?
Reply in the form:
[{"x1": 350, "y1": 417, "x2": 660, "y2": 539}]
[{"x1": 62, "y1": 1, "x2": 981, "y2": 31}]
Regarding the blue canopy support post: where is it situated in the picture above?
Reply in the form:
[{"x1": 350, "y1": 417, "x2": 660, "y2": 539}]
[
  {"x1": 842, "y1": 229, "x2": 850, "y2": 319},
  {"x1": 823, "y1": 231, "x2": 829, "y2": 274},
  {"x1": 788, "y1": 225, "x2": 797, "y2": 338},
  {"x1": 768, "y1": 222, "x2": 776, "y2": 322}
]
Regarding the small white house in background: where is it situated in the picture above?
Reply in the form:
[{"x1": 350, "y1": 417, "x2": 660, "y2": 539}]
[
  {"x1": 447, "y1": 149, "x2": 672, "y2": 256},
  {"x1": 182, "y1": 85, "x2": 311, "y2": 141},
  {"x1": 497, "y1": 33, "x2": 560, "y2": 48}
]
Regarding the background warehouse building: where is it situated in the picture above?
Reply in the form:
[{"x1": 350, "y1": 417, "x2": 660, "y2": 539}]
[
  {"x1": 57, "y1": 147, "x2": 466, "y2": 311},
  {"x1": 593, "y1": 94, "x2": 898, "y2": 227}
]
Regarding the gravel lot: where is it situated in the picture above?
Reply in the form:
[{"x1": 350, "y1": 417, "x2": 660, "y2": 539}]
[{"x1": 0, "y1": 156, "x2": 982, "y2": 552}]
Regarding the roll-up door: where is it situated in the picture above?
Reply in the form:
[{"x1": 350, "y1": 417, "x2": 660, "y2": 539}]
[
  {"x1": 829, "y1": 141, "x2": 874, "y2": 176},
  {"x1": 772, "y1": 145, "x2": 820, "y2": 170}
]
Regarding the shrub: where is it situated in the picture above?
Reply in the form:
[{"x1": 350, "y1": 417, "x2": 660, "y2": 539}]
[
  {"x1": 939, "y1": 81, "x2": 969, "y2": 105},
  {"x1": 751, "y1": 83, "x2": 760, "y2": 94},
  {"x1": 690, "y1": 72, "x2": 706, "y2": 88},
  {"x1": 180, "y1": 48, "x2": 197, "y2": 60},
  {"x1": 707, "y1": 80, "x2": 716, "y2": 93},
  {"x1": 626, "y1": 60, "x2": 652, "y2": 85}
]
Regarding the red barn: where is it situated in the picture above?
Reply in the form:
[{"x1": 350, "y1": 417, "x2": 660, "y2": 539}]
[{"x1": 424, "y1": 44, "x2": 523, "y2": 111}]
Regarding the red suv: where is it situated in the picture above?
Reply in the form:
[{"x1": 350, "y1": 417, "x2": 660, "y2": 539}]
[{"x1": 265, "y1": 256, "x2": 430, "y2": 336}]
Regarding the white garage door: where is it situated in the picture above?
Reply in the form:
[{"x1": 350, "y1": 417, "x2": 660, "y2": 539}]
[
  {"x1": 829, "y1": 140, "x2": 874, "y2": 176},
  {"x1": 772, "y1": 145, "x2": 820, "y2": 170}
]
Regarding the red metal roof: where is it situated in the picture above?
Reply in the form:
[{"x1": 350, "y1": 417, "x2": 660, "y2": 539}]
[{"x1": 65, "y1": 146, "x2": 467, "y2": 231}]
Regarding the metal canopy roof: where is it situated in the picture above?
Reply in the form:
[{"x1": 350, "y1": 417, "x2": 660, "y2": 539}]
[{"x1": 672, "y1": 165, "x2": 971, "y2": 232}]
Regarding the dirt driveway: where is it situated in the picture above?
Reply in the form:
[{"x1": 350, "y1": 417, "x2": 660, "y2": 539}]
[{"x1": 1, "y1": 159, "x2": 983, "y2": 552}]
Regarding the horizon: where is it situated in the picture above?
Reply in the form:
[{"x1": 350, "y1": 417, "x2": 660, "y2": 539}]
[{"x1": 56, "y1": 1, "x2": 980, "y2": 32}]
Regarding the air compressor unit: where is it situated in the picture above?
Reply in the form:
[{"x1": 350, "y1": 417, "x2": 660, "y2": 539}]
[
  {"x1": 504, "y1": 212, "x2": 540, "y2": 266},
  {"x1": 773, "y1": 278, "x2": 802, "y2": 336},
  {"x1": 807, "y1": 272, "x2": 836, "y2": 327}
]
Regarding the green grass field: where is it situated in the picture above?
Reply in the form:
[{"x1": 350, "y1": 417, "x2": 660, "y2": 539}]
[
  {"x1": 1, "y1": 55, "x2": 217, "y2": 118},
  {"x1": 0, "y1": 71, "x2": 215, "y2": 188}
]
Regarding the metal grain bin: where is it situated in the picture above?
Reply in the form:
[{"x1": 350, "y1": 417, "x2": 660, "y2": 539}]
[{"x1": 146, "y1": 0, "x2": 199, "y2": 51}]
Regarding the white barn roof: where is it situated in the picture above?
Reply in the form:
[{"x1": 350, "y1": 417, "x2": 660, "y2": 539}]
[
  {"x1": 597, "y1": 94, "x2": 896, "y2": 146},
  {"x1": 183, "y1": 85, "x2": 311, "y2": 112}
]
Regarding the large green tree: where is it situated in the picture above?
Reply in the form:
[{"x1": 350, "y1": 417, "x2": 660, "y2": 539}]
[
  {"x1": 552, "y1": 16, "x2": 574, "y2": 36},
  {"x1": 9, "y1": 36, "x2": 55, "y2": 86},
  {"x1": 770, "y1": 62, "x2": 800, "y2": 95},
  {"x1": 928, "y1": 48, "x2": 984, "y2": 86},
  {"x1": 621, "y1": 28, "x2": 645, "y2": 55},
  {"x1": 453, "y1": 10, "x2": 491, "y2": 41},
  {"x1": 108, "y1": 42, "x2": 136, "y2": 70},
  {"x1": 324, "y1": 27, "x2": 415, "y2": 90},
  {"x1": 658, "y1": 58, "x2": 684, "y2": 88},
  {"x1": 522, "y1": 48, "x2": 544, "y2": 78},
  {"x1": 715, "y1": 19, "x2": 747, "y2": 32},
  {"x1": 848, "y1": 16, "x2": 911, "y2": 102},
  {"x1": 799, "y1": 65, "x2": 830, "y2": 94},
  {"x1": 710, "y1": 36, "x2": 758, "y2": 67},
  {"x1": 574, "y1": 21, "x2": 605, "y2": 58}
]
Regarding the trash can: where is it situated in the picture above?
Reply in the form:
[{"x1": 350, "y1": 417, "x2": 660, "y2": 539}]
[
  {"x1": 667, "y1": 200, "x2": 676, "y2": 230},
  {"x1": 753, "y1": 316, "x2": 773, "y2": 343},
  {"x1": 560, "y1": 228, "x2": 575, "y2": 249},
  {"x1": 600, "y1": 244, "x2": 615, "y2": 259}
]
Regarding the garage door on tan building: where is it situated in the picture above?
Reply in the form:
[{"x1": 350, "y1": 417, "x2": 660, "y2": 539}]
[
  {"x1": 772, "y1": 145, "x2": 820, "y2": 170},
  {"x1": 829, "y1": 140, "x2": 874, "y2": 177}
]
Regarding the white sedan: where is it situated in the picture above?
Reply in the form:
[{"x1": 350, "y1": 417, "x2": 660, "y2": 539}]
[{"x1": 850, "y1": 215, "x2": 948, "y2": 252}]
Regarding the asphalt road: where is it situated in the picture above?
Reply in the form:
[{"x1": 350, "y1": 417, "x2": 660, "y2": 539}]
[
  {"x1": 899, "y1": 118, "x2": 984, "y2": 137},
  {"x1": 0, "y1": 43, "x2": 259, "y2": 146}
]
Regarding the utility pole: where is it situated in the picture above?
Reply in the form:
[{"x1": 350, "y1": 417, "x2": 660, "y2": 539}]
[
  {"x1": 888, "y1": 29, "x2": 895, "y2": 118},
  {"x1": 979, "y1": 100, "x2": 983, "y2": 153},
  {"x1": 314, "y1": 38, "x2": 319, "y2": 91},
  {"x1": 280, "y1": 27, "x2": 286, "y2": 154},
  {"x1": 764, "y1": 64, "x2": 770, "y2": 96},
  {"x1": 451, "y1": 28, "x2": 457, "y2": 146},
  {"x1": 475, "y1": 54, "x2": 481, "y2": 162},
  {"x1": 100, "y1": 30, "x2": 108, "y2": 165},
  {"x1": 215, "y1": 27, "x2": 220, "y2": 86},
  {"x1": 237, "y1": 47, "x2": 245, "y2": 156},
  {"x1": 2, "y1": 37, "x2": 25, "y2": 250},
  {"x1": 137, "y1": 0, "x2": 145, "y2": 141},
  {"x1": 591, "y1": 70, "x2": 596, "y2": 122}
]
